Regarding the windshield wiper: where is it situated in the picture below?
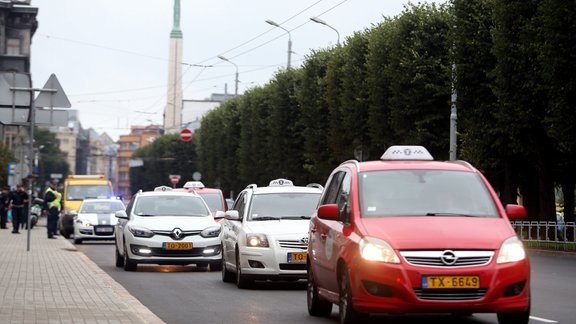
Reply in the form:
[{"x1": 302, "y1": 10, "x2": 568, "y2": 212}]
[
  {"x1": 282, "y1": 216, "x2": 311, "y2": 220},
  {"x1": 425, "y1": 212, "x2": 477, "y2": 217},
  {"x1": 252, "y1": 216, "x2": 281, "y2": 221},
  {"x1": 136, "y1": 213, "x2": 156, "y2": 216}
]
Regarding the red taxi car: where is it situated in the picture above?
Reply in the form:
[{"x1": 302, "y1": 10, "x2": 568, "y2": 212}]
[
  {"x1": 307, "y1": 146, "x2": 530, "y2": 324},
  {"x1": 178, "y1": 181, "x2": 227, "y2": 221}
]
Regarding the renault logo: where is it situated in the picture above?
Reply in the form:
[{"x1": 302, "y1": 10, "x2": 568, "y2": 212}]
[
  {"x1": 171, "y1": 228, "x2": 183, "y2": 240},
  {"x1": 440, "y1": 250, "x2": 458, "y2": 266},
  {"x1": 300, "y1": 237, "x2": 309, "y2": 244}
]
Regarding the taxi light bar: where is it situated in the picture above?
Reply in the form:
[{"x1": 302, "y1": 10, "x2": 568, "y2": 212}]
[
  {"x1": 154, "y1": 186, "x2": 172, "y2": 192},
  {"x1": 381, "y1": 145, "x2": 433, "y2": 161},
  {"x1": 183, "y1": 181, "x2": 205, "y2": 189},
  {"x1": 268, "y1": 178, "x2": 293, "y2": 186}
]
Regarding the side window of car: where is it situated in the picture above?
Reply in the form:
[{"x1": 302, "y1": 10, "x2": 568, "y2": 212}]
[
  {"x1": 321, "y1": 171, "x2": 345, "y2": 205},
  {"x1": 337, "y1": 172, "x2": 352, "y2": 223},
  {"x1": 233, "y1": 192, "x2": 247, "y2": 220}
]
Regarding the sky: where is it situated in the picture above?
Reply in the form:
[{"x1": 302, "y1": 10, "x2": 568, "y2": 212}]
[{"x1": 30, "y1": 0, "x2": 445, "y2": 141}]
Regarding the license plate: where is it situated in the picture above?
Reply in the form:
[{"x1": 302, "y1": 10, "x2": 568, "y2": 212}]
[
  {"x1": 287, "y1": 252, "x2": 307, "y2": 263},
  {"x1": 95, "y1": 227, "x2": 113, "y2": 233},
  {"x1": 163, "y1": 242, "x2": 193, "y2": 250},
  {"x1": 422, "y1": 275, "x2": 480, "y2": 289}
]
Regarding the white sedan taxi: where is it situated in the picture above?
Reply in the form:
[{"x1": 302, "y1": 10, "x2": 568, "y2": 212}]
[
  {"x1": 114, "y1": 186, "x2": 224, "y2": 272},
  {"x1": 221, "y1": 179, "x2": 323, "y2": 288},
  {"x1": 73, "y1": 198, "x2": 126, "y2": 244}
]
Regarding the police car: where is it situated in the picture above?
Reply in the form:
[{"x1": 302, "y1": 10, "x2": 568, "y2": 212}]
[
  {"x1": 114, "y1": 186, "x2": 224, "y2": 272},
  {"x1": 221, "y1": 179, "x2": 323, "y2": 288},
  {"x1": 72, "y1": 198, "x2": 126, "y2": 244}
]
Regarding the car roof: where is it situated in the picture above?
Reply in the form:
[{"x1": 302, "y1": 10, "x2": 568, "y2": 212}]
[
  {"x1": 81, "y1": 198, "x2": 124, "y2": 203},
  {"x1": 137, "y1": 190, "x2": 201, "y2": 197},
  {"x1": 351, "y1": 160, "x2": 478, "y2": 173},
  {"x1": 251, "y1": 185, "x2": 323, "y2": 195}
]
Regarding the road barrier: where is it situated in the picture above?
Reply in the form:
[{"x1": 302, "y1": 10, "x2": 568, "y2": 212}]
[{"x1": 511, "y1": 221, "x2": 576, "y2": 251}]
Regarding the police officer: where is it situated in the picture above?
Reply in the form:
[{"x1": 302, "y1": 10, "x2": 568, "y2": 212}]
[{"x1": 44, "y1": 182, "x2": 61, "y2": 239}]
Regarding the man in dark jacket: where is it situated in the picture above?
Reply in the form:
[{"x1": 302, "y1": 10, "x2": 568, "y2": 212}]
[{"x1": 9, "y1": 184, "x2": 28, "y2": 233}]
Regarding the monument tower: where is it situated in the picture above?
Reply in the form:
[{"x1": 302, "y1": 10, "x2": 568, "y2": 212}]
[{"x1": 164, "y1": 0, "x2": 183, "y2": 134}]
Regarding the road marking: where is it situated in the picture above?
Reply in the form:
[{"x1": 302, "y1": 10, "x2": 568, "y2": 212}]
[{"x1": 530, "y1": 316, "x2": 557, "y2": 323}]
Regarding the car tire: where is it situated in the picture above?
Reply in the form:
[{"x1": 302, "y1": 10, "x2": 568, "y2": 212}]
[
  {"x1": 497, "y1": 297, "x2": 530, "y2": 324},
  {"x1": 236, "y1": 250, "x2": 253, "y2": 289},
  {"x1": 73, "y1": 238, "x2": 82, "y2": 244},
  {"x1": 123, "y1": 245, "x2": 137, "y2": 272},
  {"x1": 115, "y1": 244, "x2": 124, "y2": 268},
  {"x1": 339, "y1": 267, "x2": 369, "y2": 324},
  {"x1": 307, "y1": 263, "x2": 332, "y2": 317},
  {"x1": 222, "y1": 258, "x2": 235, "y2": 283}
]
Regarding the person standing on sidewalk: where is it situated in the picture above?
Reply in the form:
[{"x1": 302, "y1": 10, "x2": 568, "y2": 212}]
[
  {"x1": 44, "y1": 182, "x2": 61, "y2": 239},
  {"x1": 0, "y1": 186, "x2": 10, "y2": 229},
  {"x1": 9, "y1": 184, "x2": 28, "y2": 234}
]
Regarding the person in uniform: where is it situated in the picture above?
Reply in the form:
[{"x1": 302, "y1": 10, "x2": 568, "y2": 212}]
[{"x1": 44, "y1": 182, "x2": 61, "y2": 239}]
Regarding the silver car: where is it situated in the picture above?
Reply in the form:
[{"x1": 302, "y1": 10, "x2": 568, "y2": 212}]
[
  {"x1": 114, "y1": 186, "x2": 224, "y2": 272},
  {"x1": 73, "y1": 198, "x2": 126, "y2": 244}
]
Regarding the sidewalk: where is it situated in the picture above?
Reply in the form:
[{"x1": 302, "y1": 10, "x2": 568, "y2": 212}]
[{"x1": 0, "y1": 217, "x2": 164, "y2": 324}]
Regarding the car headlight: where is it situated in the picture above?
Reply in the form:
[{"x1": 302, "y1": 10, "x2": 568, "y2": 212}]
[
  {"x1": 359, "y1": 236, "x2": 400, "y2": 263},
  {"x1": 128, "y1": 226, "x2": 155, "y2": 238},
  {"x1": 75, "y1": 219, "x2": 92, "y2": 227},
  {"x1": 497, "y1": 236, "x2": 526, "y2": 263},
  {"x1": 246, "y1": 234, "x2": 269, "y2": 247},
  {"x1": 200, "y1": 225, "x2": 221, "y2": 238}
]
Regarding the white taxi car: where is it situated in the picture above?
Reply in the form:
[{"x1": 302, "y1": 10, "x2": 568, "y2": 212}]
[
  {"x1": 114, "y1": 186, "x2": 224, "y2": 272},
  {"x1": 221, "y1": 179, "x2": 323, "y2": 288},
  {"x1": 73, "y1": 198, "x2": 126, "y2": 244}
]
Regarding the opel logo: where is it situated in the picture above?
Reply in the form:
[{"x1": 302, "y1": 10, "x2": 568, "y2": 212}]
[
  {"x1": 440, "y1": 250, "x2": 458, "y2": 266},
  {"x1": 300, "y1": 237, "x2": 309, "y2": 244},
  {"x1": 172, "y1": 228, "x2": 183, "y2": 240}
]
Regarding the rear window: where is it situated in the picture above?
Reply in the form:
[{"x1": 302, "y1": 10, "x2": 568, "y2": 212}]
[
  {"x1": 197, "y1": 192, "x2": 225, "y2": 212},
  {"x1": 359, "y1": 170, "x2": 498, "y2": 218},
  {"x1": 133, "y1": 195, "x2": 210, "y2": 217}
]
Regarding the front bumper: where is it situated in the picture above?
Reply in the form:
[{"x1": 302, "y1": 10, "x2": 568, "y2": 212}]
[
  {"x1": 347, "y1": 255, "x2": 530, "y2": 314},
  {"x1": 238, "y1": 239, "x2": 308, "y2": 280},
  {"x1": 126, "y1": 234, "x2": 221, "y2": 265}
]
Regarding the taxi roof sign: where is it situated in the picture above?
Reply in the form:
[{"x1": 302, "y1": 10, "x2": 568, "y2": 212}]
[
  {"x1": 183, "y1": 181, "x2": 205, "y2": 189},
  {"x1": 269, "y1": 178, "x2": 294, "y2": 186},
  {"x1": 154, "y1": 185, "x2": 173, "y2": 192},
  {"x1": 381, "y1": 146, "x2": 433, "y2": 161}
]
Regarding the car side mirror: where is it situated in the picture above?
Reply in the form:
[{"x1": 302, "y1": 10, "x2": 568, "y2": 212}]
[
  {"x1": 214, "y1": 210, "x2": 225, "y2": 220},
  {"x1": 115, "y1": 210, "x2": 129, "y2": 219},
  {"x1": 225, "y1": 210, "x2": 240, "y2": 221},
  {"x1": 505, "y1": 204, "x2": 527, "y2": 220},
  {"x1": 317, "y1": 204, "x2": 339, "y2": 221}
]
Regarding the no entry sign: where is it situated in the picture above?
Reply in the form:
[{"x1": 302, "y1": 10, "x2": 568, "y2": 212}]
[{"x1": 180, "y1": 128, "x2": 192, "y2": 142}]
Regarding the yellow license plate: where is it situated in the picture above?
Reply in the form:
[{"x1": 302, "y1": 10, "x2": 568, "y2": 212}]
[
  {"x1": 163, "y1": 242, "x2": 193, "y2": 250},
  {"x1": 422, "y1": 275, "x2": 479, "y2": 289},
  {"x1": 287, "y1": 252, "x2": 307, "y2": 263}
]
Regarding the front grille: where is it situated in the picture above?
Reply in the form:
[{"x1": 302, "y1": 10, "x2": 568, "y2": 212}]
[
  {"x1": 152, "y1": 230, "x2": 201, "y2": 239},
  {"x1": 414, "y1": 288, "x2": 487, "y2": 301},
  {"x1": 279, "y1": 263, "x2": 307, "y2": 271},
  {"x1": 277, "y1": 240, "x2": 307, "y2": 250},
  {"x1": 400, "y1": 251, "x2": 494, "y2": 268}
]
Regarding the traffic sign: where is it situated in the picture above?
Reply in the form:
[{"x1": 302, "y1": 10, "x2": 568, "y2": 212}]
[
  {"x1": 169, "y1": 174, "x2": 181, "y2": 186},
  {"x1": 180, "y1": 128, "x2": 192, "y2": 142},
  {"x1": 34, "y1": 74, "x2": 71, "y2": 108}
]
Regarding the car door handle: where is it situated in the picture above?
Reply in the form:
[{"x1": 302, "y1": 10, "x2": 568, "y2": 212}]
[{"x1": 320, "y1": 233, "x2": 327, "y2": 240}]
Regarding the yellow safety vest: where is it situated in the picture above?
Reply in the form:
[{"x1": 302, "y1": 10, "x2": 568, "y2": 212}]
[{"x1": 46, "y1": 187, "x2": 62, "y2": 210}]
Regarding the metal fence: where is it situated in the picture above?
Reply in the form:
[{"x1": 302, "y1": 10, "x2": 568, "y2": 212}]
[{"x1": 511, "y1": 221, "x2": 576, "y2": 251}]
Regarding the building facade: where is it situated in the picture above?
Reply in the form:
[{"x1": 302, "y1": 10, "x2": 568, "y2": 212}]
[{"x1": 116, "y1": 125, "x2": 162, "y2": 200}]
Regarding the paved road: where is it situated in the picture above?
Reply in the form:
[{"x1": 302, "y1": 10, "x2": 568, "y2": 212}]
[{"x1": 74, "y1": 241, "x2": 574, "y2": 324}]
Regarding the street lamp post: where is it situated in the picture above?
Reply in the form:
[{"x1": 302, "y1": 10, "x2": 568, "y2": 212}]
[
  {"x1": 265, "y1": 19, "x2": 292, "y2": 69},
  {"x1": 217, "y1": 55, "x2": 239, "y2": 96},
  {"x1": 310, "y1": 17, "x2": 340, "y2": 45}
]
